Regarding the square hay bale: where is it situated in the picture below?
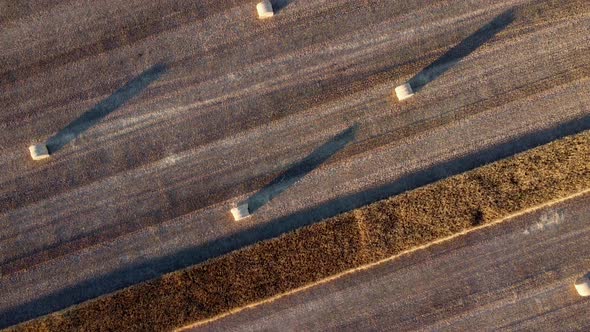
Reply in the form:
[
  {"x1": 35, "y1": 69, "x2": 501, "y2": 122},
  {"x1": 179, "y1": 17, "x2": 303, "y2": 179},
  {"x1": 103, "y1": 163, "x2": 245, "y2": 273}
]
[
  {"x1": 29, "y1": 144, "x2": 50, "y2": 160},
  {"x1": 257, "y1": 0, "x2": 274, "y2": 19},
  {"x1": 231, "y1": 203, "x2": 251, "y2": 221},
  {"x1": 395, "y1": 83, "x2": 414, "y2": 101}
]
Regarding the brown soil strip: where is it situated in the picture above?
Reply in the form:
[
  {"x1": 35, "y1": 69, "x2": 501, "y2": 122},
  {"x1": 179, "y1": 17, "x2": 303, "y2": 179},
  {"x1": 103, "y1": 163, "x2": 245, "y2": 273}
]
[{"x1": 9, "y1": 128, "x2": 590, "y2": 331}]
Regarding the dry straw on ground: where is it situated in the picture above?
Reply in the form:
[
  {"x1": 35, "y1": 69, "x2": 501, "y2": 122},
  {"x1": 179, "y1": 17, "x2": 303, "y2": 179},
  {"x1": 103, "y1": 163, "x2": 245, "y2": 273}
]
[
  {"x1": 9, "y1": 0, "x2": 590, "y2": 329},
  {"x1": 11, "y1": 128, "x2": 590, "y2": 332}
]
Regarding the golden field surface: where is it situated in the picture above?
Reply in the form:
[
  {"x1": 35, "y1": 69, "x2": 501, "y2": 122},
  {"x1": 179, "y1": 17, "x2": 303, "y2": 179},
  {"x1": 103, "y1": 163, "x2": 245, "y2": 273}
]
[{"x1": 2, "y1": 0, "x2": 590, "y2": 330}]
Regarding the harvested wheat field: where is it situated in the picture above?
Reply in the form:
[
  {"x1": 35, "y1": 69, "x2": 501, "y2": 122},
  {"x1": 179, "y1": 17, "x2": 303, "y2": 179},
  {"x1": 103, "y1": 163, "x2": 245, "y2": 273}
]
[
  {"x1": 9, "y1": 130, "x2": 590, "y2": 331},
  {"x1": 2, "y1": 0, "x2": 590, "y2": 330}
]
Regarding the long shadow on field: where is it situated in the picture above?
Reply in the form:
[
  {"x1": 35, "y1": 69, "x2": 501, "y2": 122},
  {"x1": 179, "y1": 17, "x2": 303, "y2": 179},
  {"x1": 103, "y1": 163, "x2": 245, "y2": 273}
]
[
  {"x1": 45, "y1": 63, "x2": 166, "y2": 154},
  {"x1": 270, "y1": 0, "x2": 294, "y2": 13},
  {"x1": 246, "y1": 125, "x2": 357, "y2": 214},
  {"x1": 407, "y1": 9, "x2": 514, "y2": 93},
  {"x1": 3, "y1": 114, "x2": 590, "y2": 328}
]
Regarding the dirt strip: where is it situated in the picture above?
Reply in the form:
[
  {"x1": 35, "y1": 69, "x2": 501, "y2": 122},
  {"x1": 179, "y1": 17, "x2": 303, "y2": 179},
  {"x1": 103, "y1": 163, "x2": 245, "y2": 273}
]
[{"x1": 8, "y1": 128, "x2": 590, "y2": 332}]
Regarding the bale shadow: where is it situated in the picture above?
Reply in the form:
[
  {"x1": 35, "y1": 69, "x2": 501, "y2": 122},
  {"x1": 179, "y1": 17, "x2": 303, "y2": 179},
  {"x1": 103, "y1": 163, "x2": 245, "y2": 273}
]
[
  {"x1": 3, "y1": 113, "x2": 589, "y2": 329},
  {"x1": 246, "y1": 124, "x2": 358, "y2": 214},
  {"x1": 46, "y1": 63, "x2": 167, "y2": 154},
  {"x1": 270, "y1": 0, "x2": 294, "y2": 13},
  {"x1": 408, "y1": 9, "x2": 515, "y2": 93}
]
